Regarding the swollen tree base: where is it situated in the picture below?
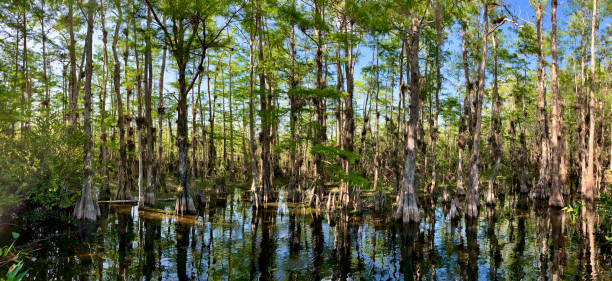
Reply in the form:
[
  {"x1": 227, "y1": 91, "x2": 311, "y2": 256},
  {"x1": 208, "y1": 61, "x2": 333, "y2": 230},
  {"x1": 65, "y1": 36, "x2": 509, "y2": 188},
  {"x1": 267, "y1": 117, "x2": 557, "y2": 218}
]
[
  {"x1": 393, "y1": 189, "x2": 419, "y2": 223},
  {"x1": 74, "y1": 190, "x2": 100, "y2": 222},
  {"x1": 175, "y1": 192, "x2": 195, "y2": 215}
]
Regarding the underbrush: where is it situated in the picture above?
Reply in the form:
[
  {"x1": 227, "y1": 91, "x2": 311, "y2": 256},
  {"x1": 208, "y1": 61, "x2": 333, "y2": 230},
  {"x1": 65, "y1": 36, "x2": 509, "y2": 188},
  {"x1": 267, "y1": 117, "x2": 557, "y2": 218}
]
[{"x1": 0, "y1": 119, "x2": 85, "y2": 222}]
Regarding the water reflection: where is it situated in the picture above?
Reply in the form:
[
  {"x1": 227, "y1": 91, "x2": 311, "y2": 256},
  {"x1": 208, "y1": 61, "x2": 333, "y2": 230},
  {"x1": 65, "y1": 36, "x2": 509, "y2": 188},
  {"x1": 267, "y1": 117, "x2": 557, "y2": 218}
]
[{"x1": 4, "y1": 189, "x2": 611, "y2": 280}]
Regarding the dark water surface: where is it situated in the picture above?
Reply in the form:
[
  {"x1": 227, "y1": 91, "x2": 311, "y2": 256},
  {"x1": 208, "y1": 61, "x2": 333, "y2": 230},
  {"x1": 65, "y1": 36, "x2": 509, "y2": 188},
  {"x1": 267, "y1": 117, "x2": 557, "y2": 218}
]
[{"x1": 2, "y1": 188, "x2": 611, "y2": 280}]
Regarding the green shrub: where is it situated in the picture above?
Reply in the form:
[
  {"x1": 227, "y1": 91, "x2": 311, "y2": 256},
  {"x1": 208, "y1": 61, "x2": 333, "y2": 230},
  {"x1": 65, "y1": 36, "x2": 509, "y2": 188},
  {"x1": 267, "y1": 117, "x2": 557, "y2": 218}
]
[{"x1": 0, "y1": 119, "x2": 85, "y2": 220}]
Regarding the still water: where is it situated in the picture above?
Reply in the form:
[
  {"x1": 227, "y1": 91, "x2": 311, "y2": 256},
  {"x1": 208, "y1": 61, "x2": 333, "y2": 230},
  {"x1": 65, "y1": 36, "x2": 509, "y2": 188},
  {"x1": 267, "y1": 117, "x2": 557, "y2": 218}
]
[{"x1": 4, "y1": 188, "x2": 611, "y2": 280}]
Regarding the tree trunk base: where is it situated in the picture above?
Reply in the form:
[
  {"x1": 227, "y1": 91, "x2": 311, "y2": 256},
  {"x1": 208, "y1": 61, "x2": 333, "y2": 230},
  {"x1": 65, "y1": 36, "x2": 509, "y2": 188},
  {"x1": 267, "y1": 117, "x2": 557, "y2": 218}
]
[
  {"x1": 465, "y1": 192, "x2": 478, "y2": 218},
  {"x1": 144, "y1": 191, "x2": 155, "y2": 207},
  {"x1": 449, "y1": 198, "x2": 461, "y2": 220},
  {"x1": 74, "y1": 194, "x2": 100, "y2": 222},
  {"x1": 393, "y1": 191, "x2": 419, "y2": 223},
  {"x1": 114, "y1": 187, "x2": 133, "y2": 201},
  {"x1": 548, "y1": 192, "x2": 564, "y2": 208},
  {"x1": 441, "y1": 188, "x2": 450, "y2": 203},
  {"x1": 373, "y1": 189, "x2": 387, "y2": 212},
  {"x1": 486, "y1": 181, "x2": 496, "y2": 206},
  {"x1": 175, "y1": 192, "x2": 195, "y2": 215}
]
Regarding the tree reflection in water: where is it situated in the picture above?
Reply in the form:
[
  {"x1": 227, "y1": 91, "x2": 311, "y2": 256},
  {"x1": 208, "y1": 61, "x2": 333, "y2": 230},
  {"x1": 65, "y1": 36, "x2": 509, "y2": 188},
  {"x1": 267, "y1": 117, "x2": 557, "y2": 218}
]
[{"x1": 4, "y1": 191, "x2": 611, "y2": 280}]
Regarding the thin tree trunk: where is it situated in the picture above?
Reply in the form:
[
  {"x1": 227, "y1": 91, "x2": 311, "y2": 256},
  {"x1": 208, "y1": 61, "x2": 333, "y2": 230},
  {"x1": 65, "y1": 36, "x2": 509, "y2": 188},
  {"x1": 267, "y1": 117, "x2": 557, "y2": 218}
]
[
  {"x1": 68, "y1": 2, "x2": 78, "y2": 126},
  {"x1": 534, "y1": 0, "x2": 550, "y2": 200},
  {"x1": 248, "y1": 6, "x2": 259, "y2": 206},
  {"x1": 99, "y1": 2, "x2": 110, "y2": 200},
  {"x1": 487, "y1": 32, "x2": 500, "y2": 206},
  {"x1": 157, "y1": 41, "x2": 166, "y2": 191},
  {"x1": 144, "y1": 9, "x2": 155, "y2": 206},
  {"x1": 584, "y1": 0, "x2": 597, "y2": 201},
  {"x1": 432, "y1": 2, "x2": 442, "y2": 196},
  {"x1": 113, "y1": 1, "x2": 131, "y2": 201},
  {"x1": 549, "y1": 0, "x2": 564, "y2": 207}
]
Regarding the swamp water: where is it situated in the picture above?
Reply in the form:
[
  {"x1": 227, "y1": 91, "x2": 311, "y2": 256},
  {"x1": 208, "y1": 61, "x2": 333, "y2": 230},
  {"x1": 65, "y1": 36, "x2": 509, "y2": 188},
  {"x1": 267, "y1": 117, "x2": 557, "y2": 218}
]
[{"x1": 1, "y1": 188, "x2": 610, "y2": 280}]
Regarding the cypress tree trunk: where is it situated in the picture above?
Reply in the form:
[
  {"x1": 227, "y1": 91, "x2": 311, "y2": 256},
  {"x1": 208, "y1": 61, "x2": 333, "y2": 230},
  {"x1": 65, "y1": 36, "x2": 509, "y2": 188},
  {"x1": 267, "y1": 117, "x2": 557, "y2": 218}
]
[
  {"x1": 487, "y1": 32, "x2": 500, "y2": 206},
  {"x1": 157, "y1": 43, "x2": 166, "y2": 191},
  {"x1": 465, "y1": 2, "x2": 489, "y2": 218},
  {"x1": 308, "y1": 1, "x2": 326, "y2": 209},
  {"x1": 144, "y1": 9, "x2": 155, "y2": 206},
  {"x1": 99, "y1": 3, "x2": 110, "y2": 200},
  {"x1": 74, "y1": 0, "x2": 100, "y2": 221},
  {"x1": 287, "y1": 25, "x2": 302, "y2": 203},
  {"x1": 534, "y1": 0, "x2": 550, "y2": 200},
  {"x1": 549, "y1": 0, "x2": 564, "y2": 207},
  {"x1": 394, "y1": 21, "x2": 421, "y2": 224},
  {"x1": 113, "y1": 2, "x2": 131, "y2": 201},
  {"x1": 68, "y1": 2, "x2": 78, "y2": 126},
  {"x1": 584, "y1": 0, "x2": 597, "y2": 201}
]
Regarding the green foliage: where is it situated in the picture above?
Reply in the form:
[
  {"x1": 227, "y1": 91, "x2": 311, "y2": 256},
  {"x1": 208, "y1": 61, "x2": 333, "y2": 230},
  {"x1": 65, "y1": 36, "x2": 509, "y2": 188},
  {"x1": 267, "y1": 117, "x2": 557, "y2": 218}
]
[
  {"x1": 1, "y1": 233, "x2": 27, "y2": 281},
  {"x1": 562, "y1": 200, "x2": 586, "y2": 224},
  {"x1": 599, "y1": 189, "x2": 612, "y2": 244},
  {"x1": 0, "y1": 118, "x2": 85, "y2": 220}
]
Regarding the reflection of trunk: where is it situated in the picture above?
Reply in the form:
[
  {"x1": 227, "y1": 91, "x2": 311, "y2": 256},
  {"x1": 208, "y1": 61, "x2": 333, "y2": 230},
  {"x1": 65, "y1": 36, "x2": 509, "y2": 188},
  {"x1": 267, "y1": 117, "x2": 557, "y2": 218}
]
[
  {"x1": 549, "y1": 0, "x2": 564, "y2": 207},
  {"x1": 466, "y1": 219, "x2": 479, "y2": 281},
  {"x1": 534, "y1": 1, "x2": 550, "y2": 200},
  {"x1": 486, "y1": 207, "x2": 500, "y2": 280},
  {"x1": 581, "y1": 206, "x2": 598, "y2": 279},
  {"x1": 550, "y1": 209, "x2": 565, "y2": 281},
  {"x1": 257, "y1": 212, "x2": 275, "y2": 281},
  {"x1": 142, "y1": 218, "x2": 161, "y2": 279},
  {"x1": 465, "y1": 2, "x2": 489, "y2": 218},
  {"x1": 74, "y1": 0, "x2": 100, "y2": 221},
  {"x1": 175, "y1": 224, "x2": 190, "y2": 281},
  {"x1": 394, "y1": 23, "x2": 421, "y2": 224},
  {"x1": 398, "y1": 223, "x2": 419, "y2": 279}
]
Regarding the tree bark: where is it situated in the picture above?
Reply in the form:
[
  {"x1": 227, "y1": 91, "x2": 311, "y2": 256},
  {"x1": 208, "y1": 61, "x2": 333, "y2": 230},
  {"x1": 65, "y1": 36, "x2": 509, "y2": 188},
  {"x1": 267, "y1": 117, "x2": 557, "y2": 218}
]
[
  {"x1": 487, "y1": 32, "x2": 500, "y2": 206},
  {"x1": 74, "y1": 0, "x2": 100, "y2": 222},
  {"x1": 549, "y1": 0, "x2": 564, "y2": 207},
  {"x1": 113, "y1": 1, "x2": 131, "y2": 201},
  {"x1": 465, "y1": 1, "x2": 489, "y2": 218},
  {"x1": 583, "y1": 0, "x2": 597, "y2": 201},
  {"x1": 144, "y1": 9, "x2": 155, "y2": 206},
  {"x1": 534, "y1": 0, "x2": 550, "y2": 200},
  {"x1": 393, "y1": 21, "x2": 421, "y2": 224},
  {"x1": 99, "y1": 2, "x2": 110, "y2": 200}
]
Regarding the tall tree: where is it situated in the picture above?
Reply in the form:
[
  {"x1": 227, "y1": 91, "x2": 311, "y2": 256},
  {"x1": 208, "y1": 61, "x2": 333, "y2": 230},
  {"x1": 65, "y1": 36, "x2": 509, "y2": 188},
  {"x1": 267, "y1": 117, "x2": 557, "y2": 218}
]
[
  {"x1": 549, "y1": 0, "x2": 564, "y2": 207},
  {"x1": 583, "y1": 0, "x2": 597, "y2": 201},
  {"x1": 74, "y1": 0, "x2": 100, "y2": 221},
  {"x1": 145, "y1": 0, "x2": 236, "y2": 214}
]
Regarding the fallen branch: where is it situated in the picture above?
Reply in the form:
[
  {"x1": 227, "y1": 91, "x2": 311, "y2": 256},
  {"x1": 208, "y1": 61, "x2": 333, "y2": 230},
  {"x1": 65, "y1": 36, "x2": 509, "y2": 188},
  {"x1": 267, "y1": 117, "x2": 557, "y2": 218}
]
[{"x1": 98, "y1": 198, "x2": 175, "y2": 204}]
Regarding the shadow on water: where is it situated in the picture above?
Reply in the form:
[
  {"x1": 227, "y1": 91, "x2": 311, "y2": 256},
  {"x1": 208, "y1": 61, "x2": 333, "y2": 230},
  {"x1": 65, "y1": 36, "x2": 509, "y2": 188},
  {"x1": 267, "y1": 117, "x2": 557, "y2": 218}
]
[{"x1": 2, "y1": 188, "x2": 611, "y2": 280}]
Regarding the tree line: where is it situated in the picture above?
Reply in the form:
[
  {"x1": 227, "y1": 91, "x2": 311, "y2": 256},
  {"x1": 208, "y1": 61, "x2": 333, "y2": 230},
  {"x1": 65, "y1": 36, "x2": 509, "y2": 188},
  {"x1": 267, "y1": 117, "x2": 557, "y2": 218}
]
[{"x1": 0, "y1": 0, "x2": 610, "y2": 224}]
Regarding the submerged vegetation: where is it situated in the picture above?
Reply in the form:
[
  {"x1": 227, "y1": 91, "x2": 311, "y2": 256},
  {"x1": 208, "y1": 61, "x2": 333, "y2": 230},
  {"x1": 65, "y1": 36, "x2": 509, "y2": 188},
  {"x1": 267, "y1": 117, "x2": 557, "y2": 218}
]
[{"x1": 0, "y1": 0, "x2": 611, "y2": 279}]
